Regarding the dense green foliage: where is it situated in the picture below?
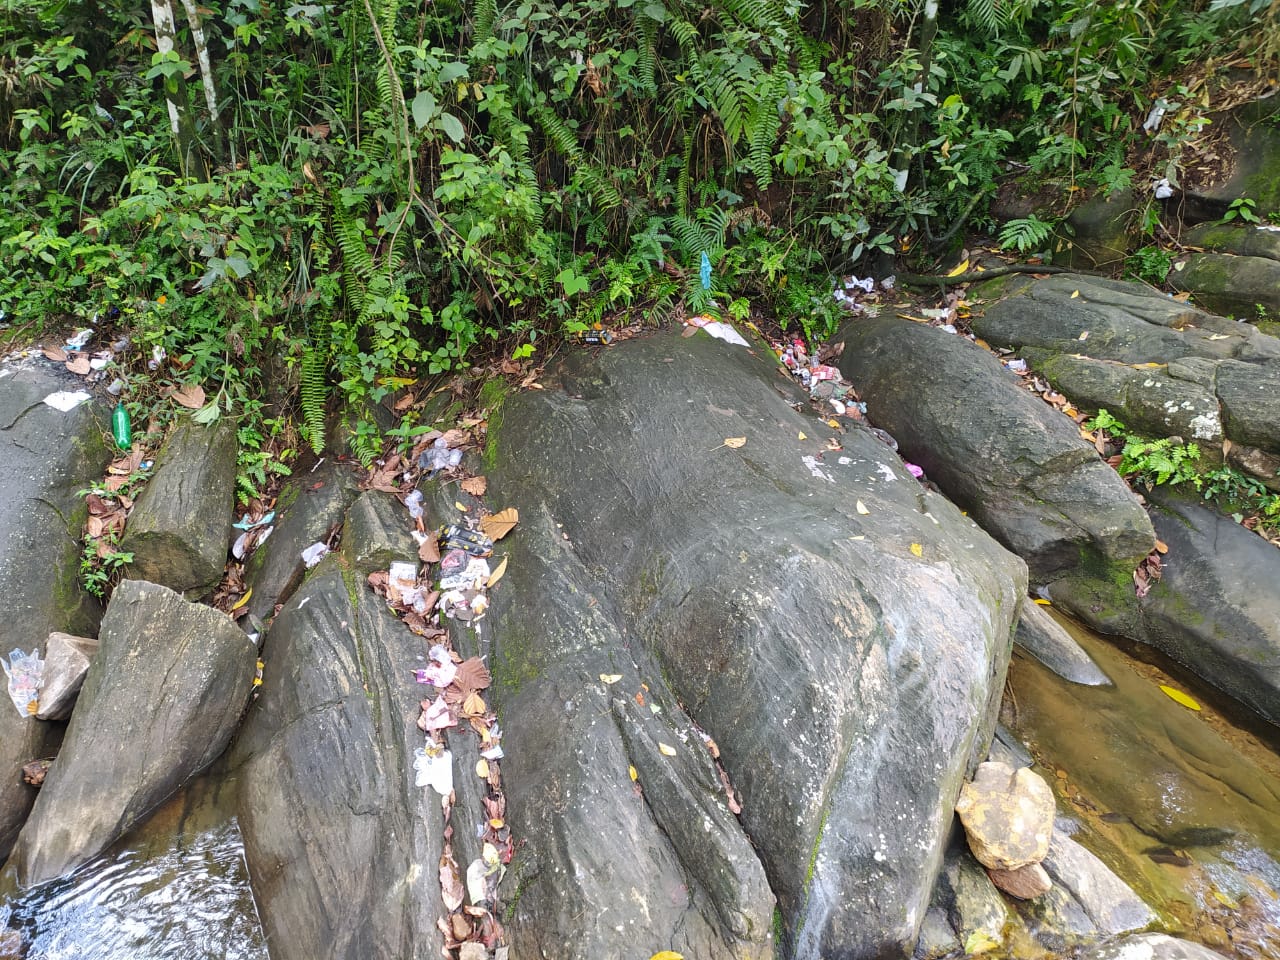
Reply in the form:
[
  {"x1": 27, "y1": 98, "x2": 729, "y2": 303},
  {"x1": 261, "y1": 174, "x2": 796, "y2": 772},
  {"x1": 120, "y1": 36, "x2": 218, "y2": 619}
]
[{"x1": 1, "y1": 0, "x2": 1271, "y2": 454}]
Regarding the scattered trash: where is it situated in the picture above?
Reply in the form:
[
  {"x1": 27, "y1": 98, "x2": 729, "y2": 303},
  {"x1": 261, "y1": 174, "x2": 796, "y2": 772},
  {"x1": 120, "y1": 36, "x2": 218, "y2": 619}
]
[
  {"x1": 111, "y1": 401, "x2": 132, "y2": 449},
  {"x1": 442, "y1": 525, "x2": 493, "y2": 557},
  {"x1": 575, "y1": 327, "x2": 614, "y2": 345},
  {"x1": 42, "y1": 391, "x2": 91, "y2": 412},
  {"x1": 419, "y1": 437, "x2": 463, "y2": 475},
  {"x1": 22, "y1": 759, "x2": 52, "y2": 787},
  {"x1": 233, "y1": 510, "x2": 275, "y2": 531},
  {"x1": 300, "y1": 542, "x2": 329, "y2": 567},
  {"x1": 147, "y1": 345, "x2": 166, "y2": 371},
  {"x1": 415, "y1": 742, "x2": 454, "y2": 795},
  {"x1": 1153, "y1": 178, "x2": 1173, "y2": 200},
  {"x1": 699, "y1": 250, "x2": 712, "y2": 290},
  {"x1": 904, "y1": 462, "x2": 925, "y2": 479},
  {"x1": 106, "y1": 378, "x2": 126, "y2": 396},
  {"x1": 415, "y1": 645, "x2": 458, "y2": 687},
  {"x1": 405, "y1": 489, "x2": 425, "y2": 523},
  {"x1": 683, "y1": 314, "x2": 750, "y2": 347},
  {"x1": 1143, "y1": 100, "x2": 1168, "y2": 134},
  {"x1": 2, "y1": 648, "x2": 44, "y2": 717},
  {"x1": 65, "y1": 329, "x2": 93, "y2": 350},
  {"x1": 1005, "y1": 358, "x2": 1028, "y2": 374}
]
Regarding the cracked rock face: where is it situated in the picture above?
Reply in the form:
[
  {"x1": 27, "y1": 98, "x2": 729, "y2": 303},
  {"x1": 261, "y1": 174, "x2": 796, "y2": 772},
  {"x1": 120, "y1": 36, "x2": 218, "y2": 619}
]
[
  {"x1": 483, "y1": 329, "x2": 1026, "y2": 959},
  {"x1": 0, "y1": 363, "x2": 108, "y2": 863}
]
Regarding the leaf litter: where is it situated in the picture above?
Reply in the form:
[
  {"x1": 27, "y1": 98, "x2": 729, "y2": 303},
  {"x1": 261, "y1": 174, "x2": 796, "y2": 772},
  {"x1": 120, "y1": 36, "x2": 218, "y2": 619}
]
[{"x1": 360, "y1": 410, "x2": 519, "y2": 957}]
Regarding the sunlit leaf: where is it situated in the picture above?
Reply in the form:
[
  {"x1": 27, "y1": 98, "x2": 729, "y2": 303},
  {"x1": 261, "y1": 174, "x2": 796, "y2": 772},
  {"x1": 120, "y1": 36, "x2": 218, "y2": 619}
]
[
  {"x1": 486, "y1": 555, "x2": 508, "y2": 586},
  {"x1": 1160, "y1": 685, "x2": 1201, "y2": 711},
  {"x1": 910, "y1": 542, "x2": 923, "y2": 558},
  {"x1": 600, "y1": 673, "x2": 622, "y2": 684},
  {"x1": 658, "y1": 742, "x2": 677, "y2": 757},
  {"x1": 480, "y1": 507, "x2": 519, "y2": 540},
  {"x1": 856, "y1": 500, "x2": 869, "y2": 515}
]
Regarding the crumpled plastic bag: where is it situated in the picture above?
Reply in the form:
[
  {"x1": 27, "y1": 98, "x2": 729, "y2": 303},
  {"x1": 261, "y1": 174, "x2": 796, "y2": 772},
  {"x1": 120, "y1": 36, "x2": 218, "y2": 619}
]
[
  {"x1": 419, "y1": 437, "x2": 463, "y2": 474},
  {"x1": 36, "y1": 632, "x2": 99, "y2": 721},
  {"x1": 684, "y1": 315, "x2": 750, "y2": 347},
  {"x1": 2, "y1": 648, "x2": 44, "y2": 717}
]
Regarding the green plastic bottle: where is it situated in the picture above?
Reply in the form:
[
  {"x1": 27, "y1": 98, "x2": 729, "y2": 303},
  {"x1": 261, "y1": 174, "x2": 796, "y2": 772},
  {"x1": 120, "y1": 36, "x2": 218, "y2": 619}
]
[{"x1": 111, "y1": 402, "x2": 132, "y2": 450}]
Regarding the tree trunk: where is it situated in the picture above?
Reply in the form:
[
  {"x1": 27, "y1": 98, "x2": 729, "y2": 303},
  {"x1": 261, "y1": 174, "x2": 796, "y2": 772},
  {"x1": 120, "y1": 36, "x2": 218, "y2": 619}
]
[{"x1": 149, "y1": 0, "x2": 200, "y2": 176}]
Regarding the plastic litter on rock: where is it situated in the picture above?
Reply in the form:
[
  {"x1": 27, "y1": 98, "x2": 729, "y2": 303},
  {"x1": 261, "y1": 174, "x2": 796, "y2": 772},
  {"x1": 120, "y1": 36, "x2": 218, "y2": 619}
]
[
  {"x1": 683, "y1": 314, "x2": 750, "y2": 347},
  {"x1": 415, "y1": 645, "x2": 458, "y2": 687},
  {"x1": 2, "y1": 648, "x2": 44, "y2": 717},
  {"x1": 64, "y1": 329, "x2": 93, "y2": 350},
  {"x1": 41, "y1": 391, "x2": 91, "y2": 412},
  {"x1": 415, "y1": 742, "x2": 454, "y2": 796},
  {"x1": 300, "y1": 542, "x2": 330, "y2": 567},
  {"x1": 405, "y1": 489, "x2": 425, "y2": 522},
  {"x1": 233, "y1": 510, "x2": 275, "y2": 531},
  {"x1": 419, "y1": 437, "x2": 463, "y2": 475}
]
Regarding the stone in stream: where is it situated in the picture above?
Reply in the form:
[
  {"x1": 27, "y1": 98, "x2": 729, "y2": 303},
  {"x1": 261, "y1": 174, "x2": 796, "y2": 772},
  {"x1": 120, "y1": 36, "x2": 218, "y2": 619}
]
[
  {"x1": 33, "y1": 632, "x2": 99, "y2": 721},
  {"x1": 484, "y1": 329, "x2": 1027, "y2": 959},
  {"x1": 120, "y1": 416, "x2": 238, "y2": 598},
  {"x1": 1015, "y1": 601, "x2": 1110, "y2": 686},
  {"x1": 1052, "y1": 488, "x2": 1280, "y2": 726},
  {"x1": 2, "y1": 580, "x2": 255, "y2": 887},
  {"x1": 988, "y1": 861, "x2": 1052, "y2": 899},
  {"x1": 955, "y1": 761, "x2": 1056, "y2": 871},
  {"x1": 0, "y1": 363, "x2": 109, "y2": 863},
  {"x1": 1038, "y1": 827, "x2": 1156, "y2": 935},
  {"x1": 230, "y1": 494, "x2": 446, "y2": 960},
  {"x1": 836, "y1": 314, "x2": 1154, "y2": 583},
  {"x1": 1078, "y1": 933, "x2": 1230, "y2": 960}
]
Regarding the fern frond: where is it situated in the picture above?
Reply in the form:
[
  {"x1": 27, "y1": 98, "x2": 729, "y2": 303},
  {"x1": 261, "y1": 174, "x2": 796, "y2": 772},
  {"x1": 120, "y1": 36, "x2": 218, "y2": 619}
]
[
  {"x1": 473, "y1": 0, "x2": 497, "y2": 45},
  {"x1": 300, "y1": 343, "x2": 329, "y2": 456},
  {"x1": 536, "y1": 107, "x2": 623, "y2": 211},
  {"x1": 637, "y1": 11, "x2": 659, "y2": 95},
  {"x1": 677, "y1": 129, "x2": 693, "y2": 217}
]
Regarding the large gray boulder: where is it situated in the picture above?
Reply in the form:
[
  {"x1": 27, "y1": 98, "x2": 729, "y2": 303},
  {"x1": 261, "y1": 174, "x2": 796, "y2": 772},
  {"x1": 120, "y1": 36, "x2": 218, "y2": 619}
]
[
  {"x1": 1051, "y1": 489, "x2": 1280, "y2": 725},
  {"x1": 974, "y1": 274, "x2": 1280, "y2": 365},
  {"x1": 0, "y1": 363, "x2": 108, "y2": 862},
  {"x1": 3, "y1": 580, "x2": 254, "y2": 887},
  {"x1": 120, "y1": 416, "x2": 237, "y2": 597},
  {"x1": 231, "y1": 495, "x2": 446, "y2": 960},
  {"x1": 836, "y1": 315, "x2": 1154, "y2": 583},
  {"x1": 485, "y1": 329, "x2": 1027, "y2": 958}
]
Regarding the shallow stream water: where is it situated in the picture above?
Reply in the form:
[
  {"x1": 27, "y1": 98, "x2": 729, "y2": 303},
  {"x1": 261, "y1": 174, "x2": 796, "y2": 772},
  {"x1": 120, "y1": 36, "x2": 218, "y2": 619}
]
[
  {"x1": 1, "y1": 775, "x2": 266, "y2": 960},
  {"x1": 1004, "y1": 606, "x2": 1280, "y2": 958}
]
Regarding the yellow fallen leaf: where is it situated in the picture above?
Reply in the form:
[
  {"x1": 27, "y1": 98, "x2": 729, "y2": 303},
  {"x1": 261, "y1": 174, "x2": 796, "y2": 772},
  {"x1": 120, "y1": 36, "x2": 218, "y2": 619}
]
[
  {"x1": 723, "y1": 437, "x2": 746, "y2": 449},
  {"x1": 650, "y1": 953, "x2": 685, "y2": 960},
  {"x1": 910, "y1": 542, "x2": 923, "y2": 558},
  {"x1": 946, "y1": 258, "x2": 970, "y2": 277},
  {"x1": 1062, "y1": 405, "x2": 1078, "y2": 418},
  {"x1": 480, "y1": 507, "x2": 519, "y2": 541},
  {"x1": 826, "y1": 419, "x2": 840, "y2": 428},
  {"x1": 1078, "y1": 331, "x2": 1090, "y2": 341},
  {"x1": 487, "y1": 554, "x2": 509, "y2": 587},
  {"x1": 230, "y1": 587, "x2": 253, "y2": 612},
  {"x1": 1070, "y1": 289, "x2": 1080, "y2": 298},
  {"x1": 798, "y1": 431, "x2": 807, "y2": 440},
  {"x1": 1160, "y1": 685, "x2": 1201, "y2": 711},
  {"x1": 600, "y1": 673, "x2": 623, "y2": 684},
  {"x1": 476, "y1": 758, "x2": 490, "y2": 778},
  {"x1": 1033, "y1": 598, "x2": 1052, "y2": 605},
  {"x1": 658, "y1": 742, "x2": 677, "y2": 757},
  {"x1": 489, "y1": 817, "x2": 505, "y2": 829},
  {"x1": 856, "y1": 500, "x2": 870, "y2": 515},
  {"x1": 629, "y1": 765, "x2": 638, "y2": 782},
  {"x1": 455, "y1": 501, "x2": 468, "y2": 512},
  {"x1": 1154, "y1": 539, "x2": 1168, "y2": 554}
]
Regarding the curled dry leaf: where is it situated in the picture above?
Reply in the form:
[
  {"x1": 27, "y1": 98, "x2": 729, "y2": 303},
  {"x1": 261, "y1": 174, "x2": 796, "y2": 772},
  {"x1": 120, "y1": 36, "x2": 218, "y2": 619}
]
[
  {"x1": 479, "y1": 507, "x2": 519, "y2": 541},
  {"x1": 462, "y1": 691, "x2": 486, "y2": 716},
  {"x1": 418, "y1": 536, "x2": 441, "y2": 563},
  {"x1": 66, "y1": 356, "x2": 91, "y2": 376},
  {"x1": 855, "y1": 500, "x2": 869, "y2": 515},
  {"x1": 460, "y1": 475, "x2": 488, "y2": 497},
  {"x1": 173, "y1": 383, "x2": 206, "y2": 409},
  {"x1": 440, "y1": 856, "x2": 465, "y2": 912},
  {"x1": 43, "y1": 346, "x2": 68, "y2": 362},
  {"x1": 441, "y1": 428, "x2": 469, "y2": 447},
  {"x1": 722, "y1": 437, "x2": 746, "y2": 449}
]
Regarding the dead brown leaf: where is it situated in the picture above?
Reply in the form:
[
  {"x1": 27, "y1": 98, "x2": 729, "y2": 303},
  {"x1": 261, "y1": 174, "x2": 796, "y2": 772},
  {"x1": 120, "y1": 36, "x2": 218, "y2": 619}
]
[
  {"x1": 42, "y1": 346, "x2": 68, "y2": 362},
  {"x1": 460, "y1": 475, "x2": 488, "y2": 497},
  {"x1": 65, "y1": 356, "x2": 91, "y2": 376},
  {"x1": 393, "y1": 392, "x2": 416, "y2": 412},
  {"x1": 440, "y1": 855, "x2": 464, "y2": 912},
  {"x1": 461, "y1": 691, "x2": 486, "y2": 717},
  {"x1": 486, "y1": 555, "x2": 508, "y2": 587},
  {"x1": 173, "y1": 383, "x2": 206, "y2": 409},
  {"x1": 418, "y1": 536, "x2": 441, "y2": 563},
  {"x1": 454, "y1": 657, "x2": 492, "y2": 694},
  {"x1": 479, "y1": 507, "x2": 518, "y2": 541},
  {"x1": 441, "y1": 428, "x2": 469, "y2": 447}
]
